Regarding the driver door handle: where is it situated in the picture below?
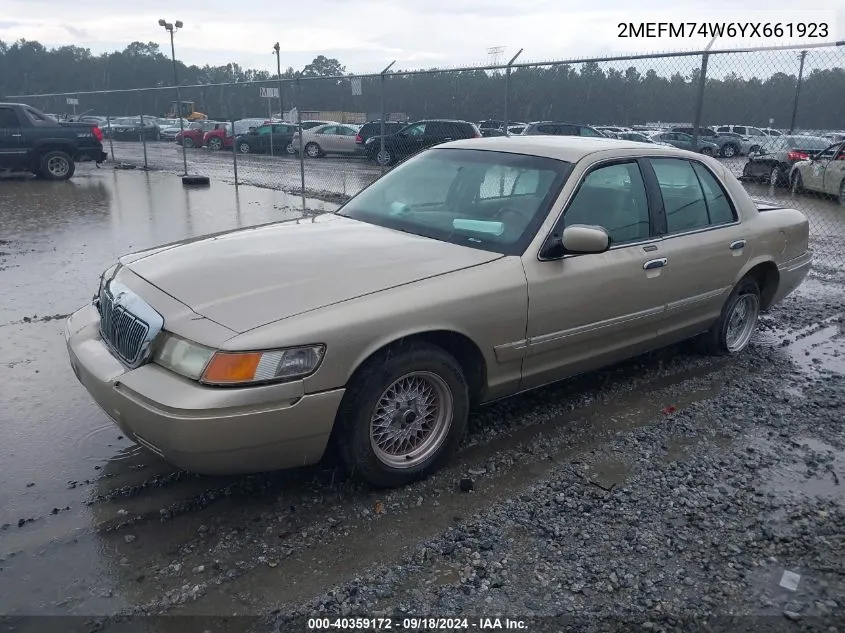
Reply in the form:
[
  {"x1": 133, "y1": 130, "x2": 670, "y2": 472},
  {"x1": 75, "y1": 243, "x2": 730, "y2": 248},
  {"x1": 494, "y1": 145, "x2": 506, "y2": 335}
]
[
  {"x1": 643, "y1": 258, "x2": 668, "y2": 270},
  {"x1": 730, "y1": 239, "x2": 747, "y2": 250}
]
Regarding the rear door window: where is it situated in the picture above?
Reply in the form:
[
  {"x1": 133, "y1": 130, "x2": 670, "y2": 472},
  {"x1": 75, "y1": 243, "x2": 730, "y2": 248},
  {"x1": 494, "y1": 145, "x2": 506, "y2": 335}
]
[{"x1": 0, "y1": 107, "x2": 20, "y2": 128}]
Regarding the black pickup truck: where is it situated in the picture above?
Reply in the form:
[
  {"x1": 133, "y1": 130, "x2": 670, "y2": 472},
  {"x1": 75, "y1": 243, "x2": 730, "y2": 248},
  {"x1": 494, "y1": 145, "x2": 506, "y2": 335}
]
[{"x1": 0, "y1": 102, "x2": 108, "y2": 180}]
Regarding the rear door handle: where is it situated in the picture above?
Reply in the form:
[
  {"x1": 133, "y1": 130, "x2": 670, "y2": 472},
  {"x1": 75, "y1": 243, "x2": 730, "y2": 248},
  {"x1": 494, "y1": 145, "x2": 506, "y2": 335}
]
[
  {"x1": 643, "y1": 258, "x2": 668, "y2": 270},
  {"x1": 730, "y1": 239, "x2": 747, "y2": 250},
  {"x1": 11, "y1": 133, "x2": 22, "y2": 137}
]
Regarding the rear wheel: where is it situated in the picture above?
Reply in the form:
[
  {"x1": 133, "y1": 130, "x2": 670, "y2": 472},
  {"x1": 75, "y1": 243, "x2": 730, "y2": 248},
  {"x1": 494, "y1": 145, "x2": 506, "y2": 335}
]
[
  {"x1": 238, "y1": 142, "x2": 251, "y2": 154},
  {"x1": 721, "y1": 143, "x2": 738, "y2": 158},
  {"x1": 839, "y1": 180, "x2": 845, "y2": 206},
  {"x1": 285, "y1": 141, "x2": 296, "y2": 155},
  {"x1": 305, "y1": 142, "x2": 322, "y2": 158},
  {"x1": 769, "y1": 164, "x2": 783, "y2": 187},
  {"x1": 208, "y1": 137, "x2": 223, "y2": 150},
  {"x1": 334, "y1": 343, "x2": 469, "y2": 488},
  {"x1": 700, "y1": 146, "x2": 714, "y2": 157},
  {"x1": 749, "y1": 145, "x2": 761, "y2": 155},
  {"x1": 183, "y1": 137, "x2": 195, "y2": 149},
  {"x1": 376, "y1": 148, "x2": 394, "y2": 167},
  {"x1": 703, "y1": 277, "x2": 761, "y2": 355},
  {"x1": 39, "y1": 150, "x2": 75, "y2": 181}
]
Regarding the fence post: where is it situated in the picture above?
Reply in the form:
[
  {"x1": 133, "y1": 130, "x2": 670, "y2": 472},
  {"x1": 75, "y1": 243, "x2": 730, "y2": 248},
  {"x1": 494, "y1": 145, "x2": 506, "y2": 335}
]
[
  {"x1": 106, "y1": 113, "x2": 115, "y2": 162},
  {"x1": 140, "y1": 113, "x2": 149, "y2": 169},
  {"x1": 231, "y1": 117, "x2": 239, "y2": 186},
  {"x1": 296, "y1": 76, "x2": 305, "y2": 211},
  {"x1": 789, "y1": 50, "x2": 807, "y2": 134},
  {"x1": 503, "y1": 49, "x2": 523, "y2": 134},
  {"x1": 379, "y1": 61, "x2": 396, "y2": 175},
  {"x1": 691, "y1": 52, "x2": 709, "y2": 149}
]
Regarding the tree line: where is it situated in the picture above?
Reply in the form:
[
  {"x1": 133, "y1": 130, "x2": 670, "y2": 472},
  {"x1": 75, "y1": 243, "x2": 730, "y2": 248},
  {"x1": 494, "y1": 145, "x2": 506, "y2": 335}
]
[{"x1": 1, "y1": 39, "x2": 843, "y2": 130}]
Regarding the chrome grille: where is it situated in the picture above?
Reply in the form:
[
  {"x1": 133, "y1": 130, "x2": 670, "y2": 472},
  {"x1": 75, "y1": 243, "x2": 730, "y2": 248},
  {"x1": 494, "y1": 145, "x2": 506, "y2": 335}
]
[{"x1": 98, "y1": 289, "x2": 150, "y2": 365}]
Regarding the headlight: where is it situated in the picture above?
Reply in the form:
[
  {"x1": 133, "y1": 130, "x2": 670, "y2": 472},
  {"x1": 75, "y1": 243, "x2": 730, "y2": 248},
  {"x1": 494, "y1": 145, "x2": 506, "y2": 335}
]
[
  {"x1": 152, "y1": 333, "x2": 325, "y2": 386},
  {"x1": 200, "y1": 345, "x2": 325, "y2": 386}
]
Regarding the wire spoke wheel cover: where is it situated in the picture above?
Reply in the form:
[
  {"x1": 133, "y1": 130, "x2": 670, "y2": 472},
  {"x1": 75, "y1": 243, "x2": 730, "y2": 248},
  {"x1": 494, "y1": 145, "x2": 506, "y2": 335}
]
[
  {"x1": 725, "y1": 294, "x2": 760, "y2": 352},
  {"x1": 369, "y1": 371, "x2": 453, "y2": 469}
]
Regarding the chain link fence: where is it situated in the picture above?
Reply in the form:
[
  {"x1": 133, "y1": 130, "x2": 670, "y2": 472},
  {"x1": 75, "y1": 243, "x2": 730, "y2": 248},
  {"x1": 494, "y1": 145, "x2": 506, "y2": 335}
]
[{"x1": 9, "y1": 42, "x2": 845, "y2": 271}]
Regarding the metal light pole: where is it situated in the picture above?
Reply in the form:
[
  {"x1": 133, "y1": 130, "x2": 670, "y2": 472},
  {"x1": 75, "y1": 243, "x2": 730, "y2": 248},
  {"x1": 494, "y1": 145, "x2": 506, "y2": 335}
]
[
  {"x1": 789, "y1": 50, "x2": 807, "y2": 135},
  {"x1": 273, "y1": 43, "x2": 284, "y2": 120},
  {"x1": 159, "y1": 18, "x2": 187, "y2": 176}
]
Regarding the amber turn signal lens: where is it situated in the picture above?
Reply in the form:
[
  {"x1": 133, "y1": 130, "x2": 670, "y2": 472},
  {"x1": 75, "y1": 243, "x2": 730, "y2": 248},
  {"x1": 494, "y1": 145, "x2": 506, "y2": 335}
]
[{"x1": 202, "y1": 352, "x2": 262, "y2": 384}]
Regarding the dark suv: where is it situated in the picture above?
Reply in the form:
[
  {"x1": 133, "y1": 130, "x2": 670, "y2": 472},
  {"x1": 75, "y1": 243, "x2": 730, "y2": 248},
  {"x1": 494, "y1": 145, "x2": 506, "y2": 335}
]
[
  {"x1": 355, "y1": 121, "x2": 405, "y2": 154},
  {"x1": 520, "y1": 122, "x2": 607, "y2": 138},
  {"x1": 363, "y1": 119, "x2": 481, "y2": 166}
]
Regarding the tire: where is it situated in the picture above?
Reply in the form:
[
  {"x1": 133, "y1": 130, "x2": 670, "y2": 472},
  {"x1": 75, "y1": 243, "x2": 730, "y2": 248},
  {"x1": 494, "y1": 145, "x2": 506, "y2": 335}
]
[
  {"x1": 376, "y1": 148, "x2": 394, "y2": 167},
  {"x1": 305, "y1": 142, "x2": 322, "y2": 158},
  {"x1": 721, "y1": 143, "x2": 738, "y2": 158},
  {"x1": 790, "y1": 170, "x2": 804, "y2": 194},
  {"x1": 208, "y1": 137, "x2": 223, "y2": 151},
  {"x1": 700, "y1": 147, "x2": 714, "y2": 157},
  {"x1": 742, "y1": 162, "x2": 753, "y2": 179},
  {"x1": 703, "y1": 277, "x2": 761, "y2": 356},
  {"x1": 183, "y1": 137, "x2": 195, "y2": 149},
  {"x1": 769, "y1": 164, "x2": 783, "y2": 187},
  {"x1": 285, "y1": 142, "x2": 296, "y2": 155},
  {"x1": 749, "y1": 145, "x2": 760, "y2": 155},
  {"x1": 839, "y1": 180, "x2": 845, "y2": 206},
  {"x1": 334, "y1": 342, "x2": 470, "y2": 488},
  {"x1": 238, "y1": 142, "x2": 251, "y2": 154},
  {"x1": 38, "y1": 150, "x2": 75, "y2": 181}
]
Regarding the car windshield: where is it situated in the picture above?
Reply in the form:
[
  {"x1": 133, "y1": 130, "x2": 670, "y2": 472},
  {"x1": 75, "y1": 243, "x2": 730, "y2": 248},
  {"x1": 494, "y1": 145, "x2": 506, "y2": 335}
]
[{"x1": 337, "y1": 148, "x2": 570, "y2": 256}]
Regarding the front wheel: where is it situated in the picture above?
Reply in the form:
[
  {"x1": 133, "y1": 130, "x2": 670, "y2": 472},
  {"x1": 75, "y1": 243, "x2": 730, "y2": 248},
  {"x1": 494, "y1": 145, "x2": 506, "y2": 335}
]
[
  {"x1": 334, "y1": 343, "x2": 469, "y2": 488},
  {"x1": 721, "y1": 143, "x2": 738, "y2": 158},
  {"x1": 238, "y1": 142, "x2": 251, "y2": 154},
  {"x1": 305, "y1": 142, "x2": 322, "y2": 158},
  {"x1": 700, "y1": 147, "x2": 714, "y2": 157},
  {"x1": 769, "y1": 165, "x2": 783, "y2": 187},
  {"x1": 838, "y1": 179, "x2": 845, "y2": 206},
  {"x1": 703, "y1": 277, "x2": 761, "y2": 355},
  {"x1": 39, "y1": 150, "x2": 75, "y2": 181},
  {"x1": 208, "y1": 138, "x2": 223, "y2": 150},
  {"x1": 285, "y1": 141, "x2": 296, "y2": 155}
]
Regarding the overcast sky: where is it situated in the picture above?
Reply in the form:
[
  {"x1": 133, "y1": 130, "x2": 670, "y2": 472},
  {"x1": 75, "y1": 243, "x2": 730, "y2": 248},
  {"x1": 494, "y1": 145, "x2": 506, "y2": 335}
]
[{"x1": 1, "y1": 0, "x2": 841, "y2": 74}]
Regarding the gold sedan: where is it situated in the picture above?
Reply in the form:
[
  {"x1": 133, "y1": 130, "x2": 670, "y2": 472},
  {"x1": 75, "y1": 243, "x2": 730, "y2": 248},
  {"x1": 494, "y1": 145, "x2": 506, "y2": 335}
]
[{"x1": 65, "y1": 136, "x2": 812, "y2": 487}]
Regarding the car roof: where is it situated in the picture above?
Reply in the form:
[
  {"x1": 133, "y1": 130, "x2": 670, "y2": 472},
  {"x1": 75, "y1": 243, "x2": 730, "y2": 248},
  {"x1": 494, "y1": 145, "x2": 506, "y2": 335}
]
[
  {"x1": 528, "y1": 121, "x2": 595, "y2": 127},
  {"x1": 442, "y1": 135, "x2": 692, "y2": 161}
]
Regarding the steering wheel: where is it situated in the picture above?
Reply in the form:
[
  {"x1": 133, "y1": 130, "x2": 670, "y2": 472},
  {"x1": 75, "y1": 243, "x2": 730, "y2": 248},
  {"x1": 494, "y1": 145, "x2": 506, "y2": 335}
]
[{"x1": 492, "y1": 207, "x2": 526, "y2": 223}]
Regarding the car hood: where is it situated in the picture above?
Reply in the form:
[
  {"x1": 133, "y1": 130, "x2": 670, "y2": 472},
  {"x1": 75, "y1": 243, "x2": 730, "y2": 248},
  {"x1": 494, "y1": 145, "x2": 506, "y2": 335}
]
[{"x1": 122, "y1": 214, "x2": 503, "y2": 333}]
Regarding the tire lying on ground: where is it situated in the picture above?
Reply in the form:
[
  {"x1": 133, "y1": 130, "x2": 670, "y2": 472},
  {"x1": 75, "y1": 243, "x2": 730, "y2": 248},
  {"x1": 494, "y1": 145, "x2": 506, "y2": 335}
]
[{"x1": 38, "y1": 150, "x2": 75, "y2": 181}]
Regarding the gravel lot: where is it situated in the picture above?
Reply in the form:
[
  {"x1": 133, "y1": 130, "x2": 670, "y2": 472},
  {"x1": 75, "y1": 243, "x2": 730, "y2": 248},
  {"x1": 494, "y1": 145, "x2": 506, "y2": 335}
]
[{"x1": 0, "y1": 166, "x2": 843, "y2": 633}]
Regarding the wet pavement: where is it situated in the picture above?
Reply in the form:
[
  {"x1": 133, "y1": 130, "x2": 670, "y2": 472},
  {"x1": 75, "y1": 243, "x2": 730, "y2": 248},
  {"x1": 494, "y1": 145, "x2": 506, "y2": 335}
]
[{"x1": 0, "y1": 164, "x2": 843, "y2": 630}]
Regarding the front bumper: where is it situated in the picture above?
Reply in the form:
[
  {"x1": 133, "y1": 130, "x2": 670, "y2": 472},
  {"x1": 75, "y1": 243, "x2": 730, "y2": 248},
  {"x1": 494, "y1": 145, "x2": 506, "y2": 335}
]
[{"x1": 64, "y1": 304, "x2": 344, "y2": 475}]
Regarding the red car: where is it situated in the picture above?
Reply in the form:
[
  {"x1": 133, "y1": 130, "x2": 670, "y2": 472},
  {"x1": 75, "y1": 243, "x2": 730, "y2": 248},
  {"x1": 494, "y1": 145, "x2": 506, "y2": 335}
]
[
  {"x1": 203, "y1": 124, "x2": 234, "y2": 150},
  {"x1": 175, "y1": 121, "x2": 225, "y2": 148}
]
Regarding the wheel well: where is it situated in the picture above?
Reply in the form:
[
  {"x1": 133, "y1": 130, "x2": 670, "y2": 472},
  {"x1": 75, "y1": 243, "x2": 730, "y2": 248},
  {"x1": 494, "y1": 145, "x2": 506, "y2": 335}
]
[
  {"x1": 35, "y1": 144, "x2": 77, "y2": 161},
  {"x1": 745, "y1": 262, "x2": 779, "y2": 310},
  {"x1": 354, "y1": 331, "x2": 488, "y2": 407}
]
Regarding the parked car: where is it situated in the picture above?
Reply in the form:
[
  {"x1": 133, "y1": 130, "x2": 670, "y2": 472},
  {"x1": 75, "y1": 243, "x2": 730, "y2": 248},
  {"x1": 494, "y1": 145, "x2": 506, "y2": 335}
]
[
  {"x1": 233, "y1": 118, "x2": 270, "y2": 136},
  {"x1": 650, "y1": 131, "x2": 719, "y2": 156},
  {"x1": 363, "y1": 119, "x2": 482, "y2": 166},
  {"x1": 159, "y1": 119, "x2": 188, "y2": 140},
  {"x1": 616, "y1": 131, "x2": 674, "y2": 147},
  {"x1": 507, "y1": 124, "x2": 527, "y2": 135},
  {"x1": 596, "y1": 126, "x2": 631, "y2": 138},
  {"x1": 65, "y1": 136, "x2": 812, "y2": 486},
  {"x1": 110, "y1": 117, "x2": 160, "y2": 141},
  {"x1": 0, "y1": 102, "x2": 107, "y2": 180},
  {"x1": 521, "y1": 121, "x2": 607, "y2": 138},
  {"x1": 788, "y1": 141, "x2": 845, "y2": 203},
  {"x1": 713, "y1": 125, "x2": 767, "y2": 154},
  {"x1": 203, "y1": 123, "x2": 234, "y2": 151},
  {"x1": 671, "y1": 127, "x2": 750, "y2": 158},
  {"x1": 760, "y1": 128, "x2": 784, "y2": 137},
  {"x1": 176, "y1": 121, "x2": 224, "y2": 148},
  {"x1": 741, "y1": 135, "x2": 831, "y2": 187},
  {"x1": 355, "y1": 121, "x2": 405, "y2": 153},
  {"x1": 292, "y1": 123, "x2": 361, "y2": 158},
  {"x1": 300, "y1": 120, "x2": 336, "y2": 131},
  {"x1": 478, "y1": 120, "x2": 505, "y2": 132},
  {"x1": 823, "y1": 132, "x2": 845, "y2": 144},
  {"x1": 235, "y1": 122, "x2": 299, "y2": 155}
]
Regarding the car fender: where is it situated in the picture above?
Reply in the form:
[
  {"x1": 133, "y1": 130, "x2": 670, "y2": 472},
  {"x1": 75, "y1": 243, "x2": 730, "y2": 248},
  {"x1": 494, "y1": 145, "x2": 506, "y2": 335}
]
[{"x1": 30, "y1": 138, "x2": 79, "y2": 160}]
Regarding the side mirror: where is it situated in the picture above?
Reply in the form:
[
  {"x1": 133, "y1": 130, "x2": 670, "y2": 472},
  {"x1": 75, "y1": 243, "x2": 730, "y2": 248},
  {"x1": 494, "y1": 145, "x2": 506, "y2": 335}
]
[{"x1": 541, "y1": 224, "x2": 611, "y2": 259}]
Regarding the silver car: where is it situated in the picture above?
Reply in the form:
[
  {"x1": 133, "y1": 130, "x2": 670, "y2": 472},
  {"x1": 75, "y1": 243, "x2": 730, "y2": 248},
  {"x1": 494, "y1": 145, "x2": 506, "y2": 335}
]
[{"x1": 292, "y1": 124, "x2": 361, "y2": 157}]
